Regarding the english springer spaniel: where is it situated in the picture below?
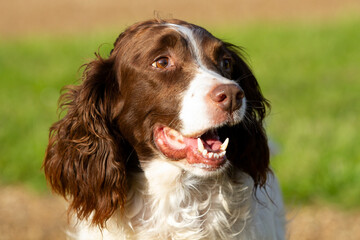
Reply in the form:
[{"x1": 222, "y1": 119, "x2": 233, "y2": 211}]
[{"x1": 44, "y1": 19, "x2": 285, "y2": 240}]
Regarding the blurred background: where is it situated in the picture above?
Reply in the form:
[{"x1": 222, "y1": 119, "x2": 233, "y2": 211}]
[{"x1": 0, "y1": 0, "x2": 359, "y2": 239}]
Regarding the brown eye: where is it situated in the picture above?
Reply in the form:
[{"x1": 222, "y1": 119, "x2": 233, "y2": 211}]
[
  {"x1": 152, "y1": 57, "x2": 170, "y2": 69},
  {"x1": 222, "y1": 58, "x2": 232, "y2": 71}
]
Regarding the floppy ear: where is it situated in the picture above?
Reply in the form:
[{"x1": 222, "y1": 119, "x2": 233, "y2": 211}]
[
  {"x1": 43, "y1": 52, "x2": 130, "y2": 227},
  {"x1": 222, "y1": 46, "x2": 271, "y2": 187}
]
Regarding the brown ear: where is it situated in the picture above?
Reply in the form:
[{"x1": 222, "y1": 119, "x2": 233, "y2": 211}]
[
  {"x1": 222, "y1": 46, "x2": 271, "y2": 187},
  {"x1": 43, "y1": 53, "x2": 129, "y2": 227}
]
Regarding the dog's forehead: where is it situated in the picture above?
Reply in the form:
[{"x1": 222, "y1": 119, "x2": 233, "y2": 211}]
[
  {"x1": 117, "y1": 21, "x2": 222, "y2": 56},
  {"x1": 165, "y1": 23, "x2": 208, "y2": 63},
  {"x1": 166, "y1": 23, "x2": 222, "y2": 52}
]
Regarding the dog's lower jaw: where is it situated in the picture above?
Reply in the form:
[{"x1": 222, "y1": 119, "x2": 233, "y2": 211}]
[{"x1": 173, "y1": 158, "x2": 231, "y2": 177}]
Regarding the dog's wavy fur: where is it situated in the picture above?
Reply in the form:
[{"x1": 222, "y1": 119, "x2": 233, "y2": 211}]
[{"x1": 43, "y1": 19, "x2": 285, "y2": 239}]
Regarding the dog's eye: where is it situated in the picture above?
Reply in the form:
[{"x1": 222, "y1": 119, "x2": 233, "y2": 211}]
[
  {"x1": 222, "y1": 58, "x2": 232, "y2": 71},
  {"x1": 152, "y1": 57, "x2": 170, "y2": 69}
]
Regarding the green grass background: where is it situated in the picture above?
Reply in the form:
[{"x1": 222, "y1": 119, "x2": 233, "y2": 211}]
[{"x1": 1, "y1": 18, "x2": 359, "y2": 208}]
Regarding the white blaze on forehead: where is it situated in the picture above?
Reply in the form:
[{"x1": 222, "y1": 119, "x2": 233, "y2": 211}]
[
  {"x1": 165, "y1": 23, "x2": 246, "y2": 136},
  {"x1": 166, "y1": 23, "x2": 230, "y2": 79},
  {"x1": 166, "y1": 23, "x2": 204, "y2": 66}
]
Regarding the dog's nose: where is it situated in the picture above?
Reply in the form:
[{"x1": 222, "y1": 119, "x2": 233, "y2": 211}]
[{"x1": 208, "y1": 84, "x2": 244, "y2": 112}]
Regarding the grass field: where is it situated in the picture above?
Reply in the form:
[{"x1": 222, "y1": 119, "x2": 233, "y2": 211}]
[{"x1": 0, "y1": 18, "x2": 359, "y2": 209}]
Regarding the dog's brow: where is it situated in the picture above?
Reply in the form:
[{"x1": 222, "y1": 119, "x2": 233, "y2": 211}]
[
  {"x1": 165, "y1": 23, "x2": 226, "y2": 81},
  {"x1": 165, "y1": 24, "x2": 203, "y2": 66}
]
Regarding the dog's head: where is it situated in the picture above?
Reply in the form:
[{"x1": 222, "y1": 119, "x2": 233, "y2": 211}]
[{"x1": 44, "y1": 19, "x2": 270, "y2": 226}]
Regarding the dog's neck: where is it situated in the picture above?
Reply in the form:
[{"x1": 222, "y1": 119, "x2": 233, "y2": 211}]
[{"x1": 122, "y1": 159, "x2": 255, "y2": 239}]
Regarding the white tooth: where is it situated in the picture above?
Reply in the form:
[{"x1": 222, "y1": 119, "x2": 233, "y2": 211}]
[
  {"x1": 197, "y1": 138, "x2": 205, "y2": 152},
  {"x1": 202, "y1": 149, "x2": 208, "y2": 157},
  {"x1": 219, "y1": 151, "x2": 226, "y2": 157},
  {"x1": 214, "y1": 153, "x2": 219, "y2": 159},
  {"x1": 220, "y1": 138, "x2": 229, "y2": 151},
  {"x1": 208, "y1": 152, "x2": 214, "y2": 158}
]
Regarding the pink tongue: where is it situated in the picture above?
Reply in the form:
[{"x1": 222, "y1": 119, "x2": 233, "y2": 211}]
[
  {"x1": 204, "y1": 138, "x2": 222, "y2": 151},
  {"x1": 201, "y1": 131, "x2": 222, "y2": 151},
  {"x1": 184, "y1": 132, "x2": 222, "y2": 152}
]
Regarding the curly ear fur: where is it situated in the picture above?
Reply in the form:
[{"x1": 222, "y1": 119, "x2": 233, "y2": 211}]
[
  {"x1": 221, "y1": 46, "x2": 271, "y2": 187},
  {"x1": 43, "y1": 53, "x2": 128, "y2": 227}
]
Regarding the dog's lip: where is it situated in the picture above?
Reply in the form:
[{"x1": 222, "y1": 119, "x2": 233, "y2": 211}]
[{"x1": 153, "y1": 125, "x2": 229, "y2": 170}]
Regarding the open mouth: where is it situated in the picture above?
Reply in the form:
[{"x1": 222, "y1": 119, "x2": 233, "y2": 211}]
[{"x1": 153, "y1": 125, "x2": 229, "y2": 171}]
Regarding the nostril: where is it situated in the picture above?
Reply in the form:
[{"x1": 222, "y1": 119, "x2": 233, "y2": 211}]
[
  {"x1": 235, "y1": 90, "x2": 244, "y2": 109},
  {"x1": 215, "y1": 92, "x2": 227, "y2": 103},
  {"x1": 209, "y1": 87, "x2": 229, "y2": 105},
  {"x1": 236, "y1": 90, "x2": 245, "y2": 100},
  {"x1": 209, "y1": 84, "x2": 244, "y2": 112}
]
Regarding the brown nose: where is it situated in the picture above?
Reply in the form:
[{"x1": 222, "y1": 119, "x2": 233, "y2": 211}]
[{"x1": 208, "y1": 84, "x2": 244, "y2": 112}]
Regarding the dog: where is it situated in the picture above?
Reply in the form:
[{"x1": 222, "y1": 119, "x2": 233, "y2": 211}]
[{"x1": 44, "y1": 19, "x2": 285, "y2": 240}]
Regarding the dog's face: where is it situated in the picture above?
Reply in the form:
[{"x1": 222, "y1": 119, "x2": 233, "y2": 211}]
[
  {"x1": 44, "y1": 19, "x2": 270, "y2": 226},
  {"x1": 112, "y1": 20, "x2": 251, "y2": 176}
]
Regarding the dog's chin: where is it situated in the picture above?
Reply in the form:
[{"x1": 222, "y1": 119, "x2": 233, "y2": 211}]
[{"x1": 173, "y1": 158, "x2": 231, "y2": 177}]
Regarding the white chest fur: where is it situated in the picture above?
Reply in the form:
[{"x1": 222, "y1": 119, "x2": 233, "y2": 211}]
[{"x1": 73, "y1": 160, "x2": 285, "y2": 240}]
